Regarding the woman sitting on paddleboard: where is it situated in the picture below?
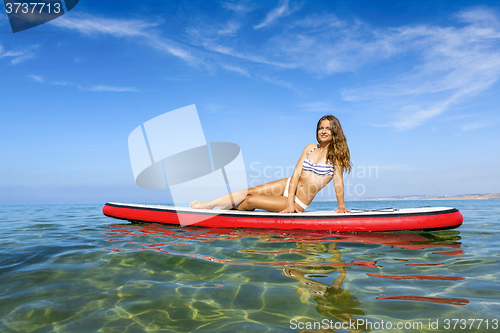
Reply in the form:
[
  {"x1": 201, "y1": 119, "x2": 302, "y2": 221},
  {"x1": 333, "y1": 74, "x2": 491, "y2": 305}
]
[{"x1": 191, "y1": 115, "x2": 352, "y2": 213}]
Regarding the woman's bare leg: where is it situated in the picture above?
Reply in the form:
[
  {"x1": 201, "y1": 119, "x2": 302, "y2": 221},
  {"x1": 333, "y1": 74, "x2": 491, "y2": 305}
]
[
  {"x1": 191, "y1": 189, "x2": 249, "y2": 209},
  {"x1": 247, "y1": 178, "x2": 288, "y2": 196},
  {"x1": 191, "y1": 178, "x2": 288, "y2": 209},
  {"x1": 237, "y1": 194, "x2": 289, "y2": 212}
]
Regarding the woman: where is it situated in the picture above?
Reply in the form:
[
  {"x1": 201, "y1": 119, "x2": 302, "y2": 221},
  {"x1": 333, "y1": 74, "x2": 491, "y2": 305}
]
[{"x1": 191, "y1": 115, "x2": 352, "y2": 213}]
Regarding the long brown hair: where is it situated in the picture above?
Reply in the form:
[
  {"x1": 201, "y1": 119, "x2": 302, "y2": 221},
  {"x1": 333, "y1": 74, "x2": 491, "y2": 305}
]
[{"x1": 316, "y1": 115, "x2": 352, "y2": 174}]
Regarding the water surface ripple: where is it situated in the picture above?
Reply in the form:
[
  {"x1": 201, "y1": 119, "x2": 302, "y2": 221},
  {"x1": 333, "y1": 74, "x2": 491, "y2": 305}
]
[{"x1": 0, "y1": 200, "x2": 499, "y2": 332}]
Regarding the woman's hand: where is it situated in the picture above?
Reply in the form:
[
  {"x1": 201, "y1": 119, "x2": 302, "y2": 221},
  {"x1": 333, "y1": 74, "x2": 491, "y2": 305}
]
[
  {"x1": 335, "y1": 207, "x2": 351, "y2": 214},
  {"x1": 280, "y1": 205, "x2": 300, "y2": 213}
]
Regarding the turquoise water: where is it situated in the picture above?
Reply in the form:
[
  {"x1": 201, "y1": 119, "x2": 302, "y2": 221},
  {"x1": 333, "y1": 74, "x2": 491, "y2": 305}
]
[{"x1": 1, "y1": 200, "x2": 499, "y2": 332}]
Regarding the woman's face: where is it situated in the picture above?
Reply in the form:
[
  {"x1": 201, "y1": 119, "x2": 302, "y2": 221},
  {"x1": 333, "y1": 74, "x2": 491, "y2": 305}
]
[{"x1": 318, "y1": 119, "x2": 333, "y2": 144}]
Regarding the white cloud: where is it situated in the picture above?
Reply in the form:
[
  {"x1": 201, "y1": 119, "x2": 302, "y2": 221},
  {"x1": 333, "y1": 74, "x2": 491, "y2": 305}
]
[
  {"x1": 79, "y1": 85, "x2": 140, "y2": 93},
  {"x1": 199, "y1": 38, "x2": 295, "y2": 68},
  {"x1": 45, "y1": 6, "x2": 500, "y2": 129},
  {"x1": 143, "y1": 35, "x2": 195, "y2": 62},
  {"x1": 50, "y1": 14, "x2": 155, "y2": 37},
  {"x1": 254, "y1": 0, "x2": 296, "y2": 30},
  {"x1": 220, "y1": 63, "x2": 250, "y2": 76},
  {"x1": 26, "y1": 75, "x2": 140, "y2": 93},
  {"x1": 459, "y1": 120, "x2": 491, "y2": 132},
  {"x1": 261, "y1": 76, "x2": 303, "y2": 95},
  {"x1": 298, "y1": 101, "x2": 336, "y2": 112},
  {"x1": 456, "y1": 6, "x2": 500, "y2": 26},
  {"x1": 50, "y1": 14, "x2": 195, "y2": 62},
  {"x1": 51, "y1": 81, "x2": 71, "y2": 86},
  {"x1": 0, "y1": 44, "x2": 38, "y2": 64},
  {"x1": 287, "y1": 14, "x2": 343, "y2": 31},
  {"x1": 28, "y1": 75, "x2": 44, "y2": 83},
  {"x1": 446, "y1": 114, "x2": 474, "y2": 121},
  {"x1": 218, "y1": 20, "x2": 241, "y2": 35},
  {"x1": 389, "y1": 96, "x2": 457, "y2": 130},
  {"x1": 333, "y1": 8, "x2": 500, "y2": 130},
  {"x1": 223, "y1": 1, "x2": 253, "y2": 14},
  {"x1": 181, "y1": 6, "x2": 500, "y2": 119}
]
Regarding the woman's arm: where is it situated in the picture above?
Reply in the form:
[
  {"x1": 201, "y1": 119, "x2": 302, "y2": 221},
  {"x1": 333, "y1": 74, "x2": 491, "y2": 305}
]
[
  {"x1": 280, "y1": 143, "x2": 317, "y2": 213},
  {"x1": 333, "y1": 160, "x2": 350, "y2": 213}
]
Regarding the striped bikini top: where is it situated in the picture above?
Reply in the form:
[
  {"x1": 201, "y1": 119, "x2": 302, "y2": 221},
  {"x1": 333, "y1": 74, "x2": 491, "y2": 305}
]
[{"x1": 302, "y1": 145, "x2": 335, "y2": 176}]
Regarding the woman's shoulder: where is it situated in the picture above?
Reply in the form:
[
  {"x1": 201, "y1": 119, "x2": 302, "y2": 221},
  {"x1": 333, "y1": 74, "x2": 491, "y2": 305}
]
[
  {"x1": 304, "y1": 143, "x2": 318, "y2": 150},
  {"x1": 300, "y1": 143, "x2": 318, "y2": 156}
]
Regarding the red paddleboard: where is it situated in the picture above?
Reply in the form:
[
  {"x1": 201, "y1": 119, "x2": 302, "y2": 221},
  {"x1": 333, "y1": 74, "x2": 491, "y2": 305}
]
[{"x1": 102, "y1": 202, "x2": 463, "y2": 232}]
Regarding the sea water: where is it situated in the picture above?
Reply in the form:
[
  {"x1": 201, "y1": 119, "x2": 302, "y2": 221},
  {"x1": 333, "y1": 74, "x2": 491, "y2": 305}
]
[{"x1": 0, "y1": 200, "x2": 499, "y2": 332}]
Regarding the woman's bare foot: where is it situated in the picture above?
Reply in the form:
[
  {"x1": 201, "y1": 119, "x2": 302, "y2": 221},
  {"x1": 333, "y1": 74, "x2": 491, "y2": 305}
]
[{"x1": 190, "y1": 201, "x2": 215, "y2": 209}]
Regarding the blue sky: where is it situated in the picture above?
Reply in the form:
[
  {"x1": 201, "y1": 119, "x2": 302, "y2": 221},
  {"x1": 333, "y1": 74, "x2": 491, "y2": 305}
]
[{"x1": 1, "y1": 0, "x2": 499, "y2": 205}]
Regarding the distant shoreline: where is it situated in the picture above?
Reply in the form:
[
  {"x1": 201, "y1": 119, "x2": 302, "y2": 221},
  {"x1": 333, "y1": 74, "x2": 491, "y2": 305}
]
[{"x1": 321, "y1": 194, "x2": 500, "y2": 201}]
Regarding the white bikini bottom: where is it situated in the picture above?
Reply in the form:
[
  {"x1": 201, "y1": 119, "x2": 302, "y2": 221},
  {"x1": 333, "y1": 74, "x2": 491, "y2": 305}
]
[{"x1": 283, "y1": 178, "x2": 308, "y2": 210}]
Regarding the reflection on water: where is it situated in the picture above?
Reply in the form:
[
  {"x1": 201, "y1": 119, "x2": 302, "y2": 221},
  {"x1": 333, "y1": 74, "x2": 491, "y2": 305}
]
[
  {"x1": 102, "y1": 223, "x2": 473, "y2": 332},
  {"x1": 1, "y1": 201, "x2": 500, "y2": 332}
]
